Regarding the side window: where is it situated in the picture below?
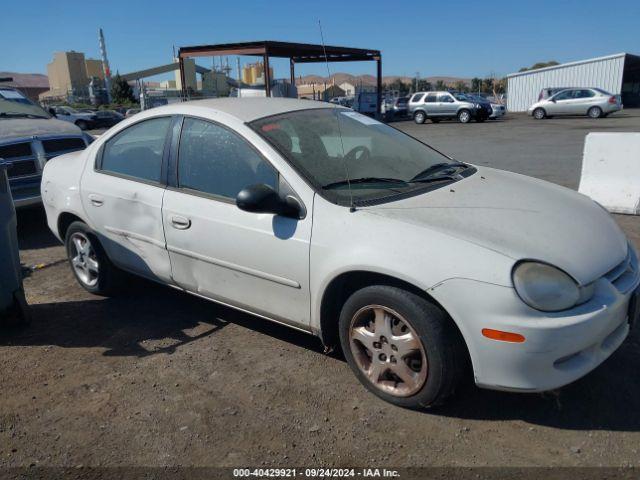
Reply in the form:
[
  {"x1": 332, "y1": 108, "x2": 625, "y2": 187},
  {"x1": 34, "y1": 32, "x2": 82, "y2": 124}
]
[
  {"x1": 554, "y1": 90, "x2": 574, "y2": 101},
  {"x1": 411, "y1": 93, "x2": 424, "y2": 103},
  {"x1": 578, "y1": 89, "x2": 595, "y2": 98},
  {"x1": 178, "y1": 117, "x2": 278, "y2": 200},
  {"x1": 100, "y1": 117, "x2": 171, "y2": 183},
  {"x1": 425, "y1": 93, "x2": 437, "y2": 103},
  {"x1": 437, "y1": 93, "x2": 453, "y2": 103}
]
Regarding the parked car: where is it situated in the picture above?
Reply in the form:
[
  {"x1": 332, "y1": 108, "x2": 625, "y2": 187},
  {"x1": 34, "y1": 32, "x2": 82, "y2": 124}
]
[
  {"x1": 93, "y1": 110, "x2": 124, "y2": 129},
  {"x1": 41, "y1": 98, "x2": 640, "y2": 408},
  {"x1": 382, "y1": 96, "x2": 409, "y2": 121},
  {"x1": 466, "y1": 94, "x2": 506, "y2": 119},
  {"x1": 529, "y1": 88, "x2": 623, "y2": 119},
  {"x1": 408, "y1": 91, "x2": 492, "y2": 124},
  {"x1": 0, "y1": 87, "x2": 91, "y2": 208},
  {"x1": 50, "y1": 106, "x2": 98, "y2": 130},
  {"x1": 352, "y1": 91, "x2": 378, "y2": 116},
  {"x1": 125, "y1": 108, "x2": 141, "y2": 118},
  {"x1": 0, "y1": 159, "x2": 30, "y2": 325}
]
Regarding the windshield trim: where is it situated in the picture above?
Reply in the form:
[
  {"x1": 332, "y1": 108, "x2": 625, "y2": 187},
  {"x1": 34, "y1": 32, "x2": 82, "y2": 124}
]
[{"x1": 247, "y1": 108, "x2": 475, "y2": 208}]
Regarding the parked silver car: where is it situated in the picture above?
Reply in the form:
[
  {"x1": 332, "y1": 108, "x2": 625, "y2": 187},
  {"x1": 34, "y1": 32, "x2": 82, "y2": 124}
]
[
  {"x1": 408, "y1": 91, "x2": 492, "y2": 124},
  {"x1": 528, "y1": 88, "x2": 622, "y2": 119}
]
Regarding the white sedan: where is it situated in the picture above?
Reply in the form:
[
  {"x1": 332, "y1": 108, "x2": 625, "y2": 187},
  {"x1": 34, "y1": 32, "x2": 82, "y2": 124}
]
[{"x1": 41, "y1": 98, "x2": 640, "y2": 408}]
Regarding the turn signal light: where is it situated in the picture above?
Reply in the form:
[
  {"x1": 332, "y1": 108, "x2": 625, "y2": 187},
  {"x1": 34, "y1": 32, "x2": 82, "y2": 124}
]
[{"x1": 482, "y1": 328, "x2": 526, "y2": 343}]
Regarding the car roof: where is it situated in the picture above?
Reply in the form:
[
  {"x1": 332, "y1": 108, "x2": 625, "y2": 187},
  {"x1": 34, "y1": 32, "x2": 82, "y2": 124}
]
[{"x1": 167, "y1": 97, "x2": 340, "y2": 122}]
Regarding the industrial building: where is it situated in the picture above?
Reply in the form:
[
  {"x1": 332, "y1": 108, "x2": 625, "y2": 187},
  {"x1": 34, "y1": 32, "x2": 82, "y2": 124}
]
[
  {"x1": 506, "y1": 52, "x2": 640, "y2": 112},
  {"x1": 40, "y1": 51, "x2": 106, "y2": 102}
]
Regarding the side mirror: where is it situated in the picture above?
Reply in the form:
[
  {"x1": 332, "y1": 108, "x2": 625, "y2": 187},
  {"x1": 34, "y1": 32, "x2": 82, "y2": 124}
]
[
  {"x1": 236, "y1": 184, "x2": 302, "y2": 219},
  {"x1": 550, "y1": 98, "x2": 557, "y2": 103}
]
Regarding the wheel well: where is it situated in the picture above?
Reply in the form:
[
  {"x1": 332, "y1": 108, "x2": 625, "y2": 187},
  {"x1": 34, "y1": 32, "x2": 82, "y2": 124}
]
[
  {"x1": 57, "y1": 212, "x2": 84, "y2": 240},
  {"x1": 413, "y1": 109, "x2": 426, "y2": 117},
  {"x1": 319, "y1": 271, "x2": 458, "y2": 347}
]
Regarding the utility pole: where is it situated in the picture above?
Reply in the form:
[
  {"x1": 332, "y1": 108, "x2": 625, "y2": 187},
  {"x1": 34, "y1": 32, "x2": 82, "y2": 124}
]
[
  {"x1": 236, "y1": 58, "x2": 242, "y2": 98},
  {"x1": 98, "y1": 28, "x2": 112, "y2": 103}
]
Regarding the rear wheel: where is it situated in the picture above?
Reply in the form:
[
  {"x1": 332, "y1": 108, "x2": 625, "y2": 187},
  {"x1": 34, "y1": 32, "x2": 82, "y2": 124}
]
[
  {"x1": 457, "y1": 109, "x2": 471, "y2": 123},
  {"x1": 413, "y1": 111, "x2": 426, "y2": 124},
  {"x1": 338, "y1": 285, "x2": 467, "y2": 409},
  {"x1": 588, "y1": 106, "x2": 603, "y2": 118},
  {"x1": 65, "y1": 221, "x2": 122, "y2": 296},
  {"x1": 533, "y1": 108, "x2": 546, "y2": 120}
]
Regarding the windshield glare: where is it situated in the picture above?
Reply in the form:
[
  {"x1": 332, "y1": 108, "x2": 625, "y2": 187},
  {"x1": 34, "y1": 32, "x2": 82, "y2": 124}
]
[
  {"x1": 0, "y1": 89, "x2": 50, "y2": 119},
  {"x1": 251, "y1": 109, "x2": 465, "y2": 205}
]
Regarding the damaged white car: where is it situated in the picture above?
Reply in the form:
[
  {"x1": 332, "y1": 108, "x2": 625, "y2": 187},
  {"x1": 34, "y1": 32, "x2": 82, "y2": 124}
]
[{"x1": 41, "y1": 98, "x2": 640, "y2": 408}]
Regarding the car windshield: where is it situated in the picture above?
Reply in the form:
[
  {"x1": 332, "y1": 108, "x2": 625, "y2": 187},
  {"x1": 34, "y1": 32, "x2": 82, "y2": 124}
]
[
  {"x1": 0, "y1": 88, "x2": 50, "y2": 119},
  {"x1": 250, "y1": 108, "x2": 472, "y2": 206}
]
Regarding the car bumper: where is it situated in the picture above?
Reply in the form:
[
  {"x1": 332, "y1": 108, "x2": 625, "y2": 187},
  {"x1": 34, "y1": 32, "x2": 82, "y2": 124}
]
[
  {"x1": 430, "y1": 262, "x2": 640, "y2": 392},
  {"x1": 603, "y1": 103, "x2": 623, "y2": 114},
  {"x1": 490, "y1": 109, "x2": 506, "y2": 118}
]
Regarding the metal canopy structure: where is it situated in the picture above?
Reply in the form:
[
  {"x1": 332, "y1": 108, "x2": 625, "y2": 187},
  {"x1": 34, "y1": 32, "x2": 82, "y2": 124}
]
[{"x1": 178, "y1": 40, "x2": 382, "y2": 114}]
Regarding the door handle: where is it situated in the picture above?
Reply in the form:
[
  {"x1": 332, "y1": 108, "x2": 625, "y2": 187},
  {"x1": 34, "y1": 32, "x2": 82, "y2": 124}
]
[
  {"x1": 170, "y1": 215, "x2": 191, "y2": 230},
  {"x1": 88, "y1": 194, "x2": 104, "y2": 207}
]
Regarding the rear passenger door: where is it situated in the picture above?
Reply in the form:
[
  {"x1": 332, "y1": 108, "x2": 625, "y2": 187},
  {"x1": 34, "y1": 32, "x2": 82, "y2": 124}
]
[
  {"x1": 437, "y1": 93, "x2": 456, "y2": 116},
  {"x1": 80, "y1": 116, "x2": 174, "y2": 283}
]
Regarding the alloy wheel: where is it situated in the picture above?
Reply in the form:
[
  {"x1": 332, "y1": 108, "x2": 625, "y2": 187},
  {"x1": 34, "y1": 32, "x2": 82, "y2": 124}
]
[
  {"x1": 348, "y1": 305, "x2": 428, "y2": 397},
  {"x1": 459, "y1": 111, "x2": 470, "y2": 123},
  {"x1": 69, "y1": 232, "x2": 99, "y2": 287}
]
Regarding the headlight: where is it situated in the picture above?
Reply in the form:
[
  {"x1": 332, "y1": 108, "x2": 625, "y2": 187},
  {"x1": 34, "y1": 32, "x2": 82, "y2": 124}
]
[
  {"x1": 474, "y1": 103, "x2": 482, "y2": 109},
  {"x1": 512, "y1": 262, "x2": 594, "y2": 312}
]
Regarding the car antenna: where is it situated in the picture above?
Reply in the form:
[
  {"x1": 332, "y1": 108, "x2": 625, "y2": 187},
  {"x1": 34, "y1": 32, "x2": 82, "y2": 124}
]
[{"x1": 318, "y1": 19, "x2": 356, "y2": 212}]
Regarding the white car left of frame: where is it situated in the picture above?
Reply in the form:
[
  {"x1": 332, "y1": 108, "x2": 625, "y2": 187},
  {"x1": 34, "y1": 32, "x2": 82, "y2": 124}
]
[{"x1": 42, "y1": 98, "x2": 640, "y2": 409}]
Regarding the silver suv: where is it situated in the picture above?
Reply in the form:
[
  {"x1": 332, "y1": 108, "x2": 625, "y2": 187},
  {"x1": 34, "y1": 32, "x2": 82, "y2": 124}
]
[
  {"x1": 408, "y1": 91, "x2": 492, "y2": 124},
  {"x1": 528, "y1": 88, "x2": 623, "y2": 119}
]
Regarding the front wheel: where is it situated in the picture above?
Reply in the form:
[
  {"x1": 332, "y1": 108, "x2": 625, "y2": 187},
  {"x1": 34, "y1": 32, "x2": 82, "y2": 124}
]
[
  {"x1": 533, "y1": 108, "x2": 546, "y2": 120},
  {"x1": 457, "y1": 109, "x2": 471, "y2": 123},
  {"x1": 588, "y1": 106, "x2": 603, "y2": 118},
  {"x1": 338, "y1": 285, "x2": 467, "y2": 409},
  {"x1": 65, "y1": 221, "x2": 122, "y2": 296},
  {"x1": 413, "y1": 111, "x2": 426, "y2": 124}
]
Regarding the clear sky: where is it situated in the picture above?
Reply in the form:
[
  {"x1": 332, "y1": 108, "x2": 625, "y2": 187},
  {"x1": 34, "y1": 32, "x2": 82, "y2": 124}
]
[{"x1": 2, "y1": 0, "x2": 639, "y2": 80}]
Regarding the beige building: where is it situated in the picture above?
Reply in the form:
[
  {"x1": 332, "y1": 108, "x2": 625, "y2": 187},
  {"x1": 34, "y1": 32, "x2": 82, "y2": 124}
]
[
  {"x1": 40, "y1": 51, "x2": 105, "y2": 101},
  {"x1": 85, "y1": 58, "x2": 105, "y2": 79},
  {"x1": 174, "y1": 58, "x2": 197, "y2": 91},
  {"x1": 297, "y1": 83, "x2": 345, "y2": 100},
  {"x1": 241, "y1": 61, "x2": 273, "y2": 85}
]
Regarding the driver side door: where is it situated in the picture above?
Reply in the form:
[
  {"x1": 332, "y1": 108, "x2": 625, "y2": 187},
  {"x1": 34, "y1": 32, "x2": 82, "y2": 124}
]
[{"x1": 162, "y1": 116, "x2": 313, "y2": 328}]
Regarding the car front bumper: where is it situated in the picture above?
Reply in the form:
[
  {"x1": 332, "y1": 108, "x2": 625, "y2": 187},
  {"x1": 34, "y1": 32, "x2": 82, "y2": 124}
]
[{"x1": 430, "y1": 260, "x2": 640, "y2": 392}]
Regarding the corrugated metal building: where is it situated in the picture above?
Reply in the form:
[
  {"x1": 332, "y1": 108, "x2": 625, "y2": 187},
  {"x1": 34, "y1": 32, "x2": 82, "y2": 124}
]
[{"x1": 507, "y1": 53, "x2": 640, "y2": 112}]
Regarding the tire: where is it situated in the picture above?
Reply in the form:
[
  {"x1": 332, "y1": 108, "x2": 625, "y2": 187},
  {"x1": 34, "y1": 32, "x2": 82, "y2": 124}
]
[
  {"x1": 533, "y1": 108, "x2": 546, "y2": 120},
  {"x1": 413, "y1": 111, "x2": 426, "y2": 124},
  {"x1": 588, "y1": 106, "x2": 603, "y2": 119},
  {"x1": 430, "y1": 118, "x2": 441, "y2": 123},
  {"x1": 65, "y1": 221, "x2": 122, "y2": 296},
  {"x1": 76, "y1": 120, "x2": 88, "y2": 130},
  {"x1": 457, "y1": 109, "x2": 471, "y2": 123},
  {"x1": 338, "y1": 285, "x2": 467, "y2": 409}
]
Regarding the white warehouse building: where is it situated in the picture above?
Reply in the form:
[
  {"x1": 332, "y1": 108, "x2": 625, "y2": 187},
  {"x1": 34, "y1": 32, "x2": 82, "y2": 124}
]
[{"x1": 506, "y1": 52, "x2": 640, "y2": 112}]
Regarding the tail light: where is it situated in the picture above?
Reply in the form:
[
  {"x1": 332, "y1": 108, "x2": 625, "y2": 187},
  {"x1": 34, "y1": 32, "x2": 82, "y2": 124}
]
[{"x1": 609, "y1": 96, "x2": 617, "y2": 104}]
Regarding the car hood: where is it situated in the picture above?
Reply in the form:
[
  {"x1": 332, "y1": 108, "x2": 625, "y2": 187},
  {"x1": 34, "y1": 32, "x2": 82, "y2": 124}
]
[
  {"x1": 0, "y1": 118, "x2": 82, "y2": 142},
  {"x1": 364, "y1": 166, "x2": 628, "y2": 285}
]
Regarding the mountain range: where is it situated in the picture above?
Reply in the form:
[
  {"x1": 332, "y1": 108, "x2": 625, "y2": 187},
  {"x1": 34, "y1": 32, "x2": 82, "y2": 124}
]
[{"x1": 295, "y1": 72, "x2": 471, "y2": 86}]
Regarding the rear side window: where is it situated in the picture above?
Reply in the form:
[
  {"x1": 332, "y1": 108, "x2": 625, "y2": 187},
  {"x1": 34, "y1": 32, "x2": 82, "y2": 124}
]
[
  {"x1": 437, "y1": 93, "x2": 453, "y2": 102},
  {"x1": 576, "y1": 89, "x2": 595, "y2": 98},
  {"x1": 411, "y1": 93, "x2": 424, "y2": 103},
  {"x1": 425, "y1": 93, "x2": 437, "y2": 103},
  {"x1": 100, "y1": 117, "x2": 171, "y2": 183},
  {"x1": 177, "y1": 117, "x2": 278, "y2": 200}
]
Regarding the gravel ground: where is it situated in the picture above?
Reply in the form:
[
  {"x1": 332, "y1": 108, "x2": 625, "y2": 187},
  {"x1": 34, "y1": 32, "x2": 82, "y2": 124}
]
[{"x1": 1, "y1": 112, "x2": 640, "y2": 470}]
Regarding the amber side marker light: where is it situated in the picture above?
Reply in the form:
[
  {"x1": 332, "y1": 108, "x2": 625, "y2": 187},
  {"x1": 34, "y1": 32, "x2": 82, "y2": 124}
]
[{"x1": 482, "y1": 328, "x2": 526, "y2": 343}]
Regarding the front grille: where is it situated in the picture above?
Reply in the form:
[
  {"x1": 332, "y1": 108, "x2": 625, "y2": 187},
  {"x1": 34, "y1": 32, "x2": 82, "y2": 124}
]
[
  {"x1": 42, "y1": 137, "x2": 86, "y2": 155},
  {"x1": 0, "y1": 142, "x2": 32, "y2": 159},
  {"x1": 6, "y1": 159, "x2": 37, "y2": 177},
  {"x1": 605, "y1": 248, "x2": 639, "y2": 293}
]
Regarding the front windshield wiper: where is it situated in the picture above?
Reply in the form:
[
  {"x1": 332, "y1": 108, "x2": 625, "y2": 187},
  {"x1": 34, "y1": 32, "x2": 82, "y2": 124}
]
[
  {"x1": 409, "y1": 162, "x2": 468, "y2": 182},
  {"x1": 0, "y1": 112, "x2": 48, "y2": 119},
  {"x1": 322, "y1": 177, "x2": 410, "y2": 190}
]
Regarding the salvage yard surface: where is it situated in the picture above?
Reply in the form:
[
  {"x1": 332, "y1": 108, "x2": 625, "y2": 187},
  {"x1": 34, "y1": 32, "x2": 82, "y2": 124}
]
[{"x1": 2, "y1": 112, "x2": 640, "y2": 468}]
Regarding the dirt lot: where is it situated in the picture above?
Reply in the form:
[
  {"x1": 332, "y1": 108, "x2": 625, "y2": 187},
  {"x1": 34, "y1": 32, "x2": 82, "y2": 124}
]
[{"x1": 2, "y1": 112, "x2": 640, "y2": 470}]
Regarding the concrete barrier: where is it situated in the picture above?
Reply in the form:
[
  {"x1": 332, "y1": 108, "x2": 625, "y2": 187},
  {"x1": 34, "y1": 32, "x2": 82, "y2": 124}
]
[{"x1": 578, "y1": 132, "x2": 640, "y2": 215}]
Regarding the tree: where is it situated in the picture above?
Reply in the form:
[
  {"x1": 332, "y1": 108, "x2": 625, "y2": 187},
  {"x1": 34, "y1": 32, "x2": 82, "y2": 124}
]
[
  {"x1": 434, "y1": 80, "x2": 447, "y2": 90},
  {"x1": 454, "y1": 80, "x2": 468, "y2": 92},
  {"x1": 111, "y1": 73, "x2": 135, "y2": 104},
  {"x1": 417, "y1": 79, "x2": 432, "y2": 91},
  {"x1": 471, "y1": 77, "x2": 482, "y2": 93},
  {"x1": 518, "y1": 60, "x2": 559, "y2": 72}
]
